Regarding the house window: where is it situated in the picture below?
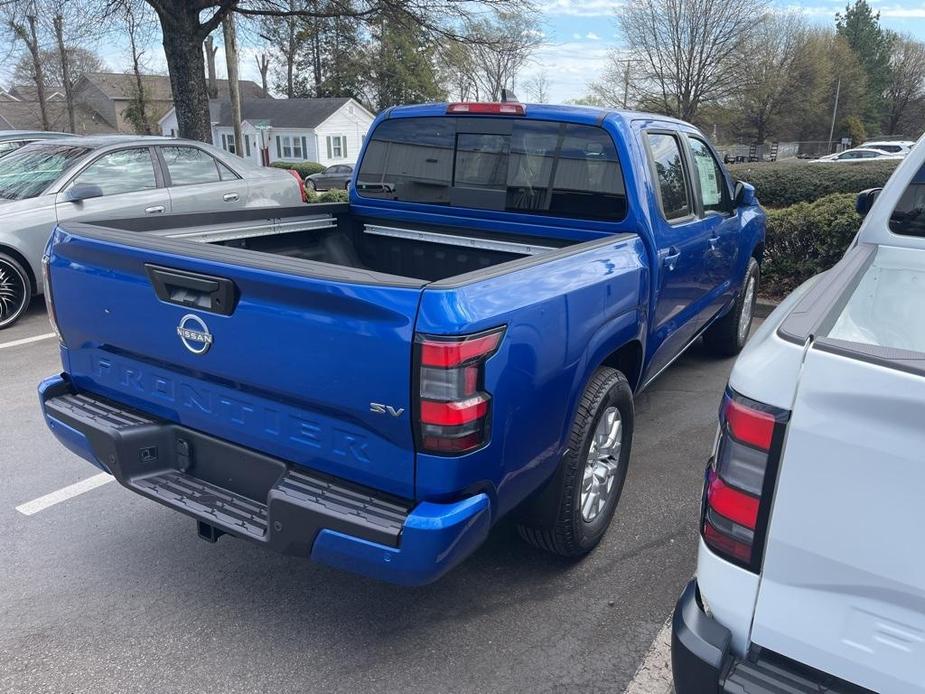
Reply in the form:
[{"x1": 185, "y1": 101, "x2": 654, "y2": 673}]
[
  {"x1": 326, "y1": 135, "x2": 347, "y2": 160},
  {"x1": 170, "y1": 128, "x2": 176, "y2": 137},
  {"x1": 221, "y1": 133, "x2": 236, "y2": 154},
  {"x1": 244, "y1": 135, "x2": 251, "y2": 157},
  {"x1": 276, "y1": 135, "x2": 305, "y2": 160}
]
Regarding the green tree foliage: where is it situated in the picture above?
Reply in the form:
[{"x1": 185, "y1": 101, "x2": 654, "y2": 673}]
[
  {"x1": 836, "y1": 0, "x2": 892, "y2": 133},
  {"x1": 366, "y1": 10, "x2": 445, "y2": 111}
]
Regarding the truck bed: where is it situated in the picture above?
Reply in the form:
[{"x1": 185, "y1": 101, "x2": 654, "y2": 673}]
[{"x1": 88, "y1": 203, "x2": 577, "y2": 285}]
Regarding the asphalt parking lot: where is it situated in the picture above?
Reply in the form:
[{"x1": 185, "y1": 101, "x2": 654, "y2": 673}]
[{"x1": 1, "y1": 299, "x2": 757, "y2": 694}]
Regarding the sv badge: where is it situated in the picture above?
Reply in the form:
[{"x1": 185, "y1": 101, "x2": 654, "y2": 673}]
[{"x1": 370, "y1": 402, "x2": 405, "y2": 417}]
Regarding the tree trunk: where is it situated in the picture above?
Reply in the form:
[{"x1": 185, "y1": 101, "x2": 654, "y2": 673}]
[
  {"x1": 53, "y1": 15, "x2": 76, "y2": 133},
  {"x1": 222, "y1": 14, "x2": 243, "y2": 157},
  {"x1": 156, "y1": 5, "x2": 212, "y2": 142},
  {"x1": 22, "y1": 15, "x2": 50, "y2": 131},
  {"x1": 204, "y1": 35, "x2": 219, "y2": 99},
  {"x1": 256, "y1": 54, "x2": 269, "y2": 98}
]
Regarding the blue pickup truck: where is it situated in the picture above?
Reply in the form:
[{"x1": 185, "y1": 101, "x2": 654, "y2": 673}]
[{"x1": 38, "y1": 102, "x2": 765, "y2": 585}]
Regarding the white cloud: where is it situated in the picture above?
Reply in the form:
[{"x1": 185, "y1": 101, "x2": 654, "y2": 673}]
[
  {"x1": 520, "y1": 41, "x2": 613, "y2": 102},
  {"x1": 783, "y1": 1, "x2": 925, "y2": 18},
  {"x1": 542, "y1": 0, "x2": 622, "y2": 17},
  {"x1": 586, "y1": 32, "x2": 602, "y2": 40}
]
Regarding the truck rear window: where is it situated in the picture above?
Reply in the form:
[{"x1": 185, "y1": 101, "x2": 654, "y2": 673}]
[
  {"x1": 356, "y1": 117, "x2": 627, "y2": 221},
  {"x1": 891, "y1": 161, "x2": 925, "y2": 237}
]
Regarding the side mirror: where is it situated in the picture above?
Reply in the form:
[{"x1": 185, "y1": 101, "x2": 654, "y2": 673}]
[
  {"x1": 734, "y1": 181, "x2": 757, "y2": 207},
  {"x1": 856, "y1": 187, "x2": 882, "y2": 217},
  {"x1": 64, "y1": 183, "x2": 104, "y2": 203}
]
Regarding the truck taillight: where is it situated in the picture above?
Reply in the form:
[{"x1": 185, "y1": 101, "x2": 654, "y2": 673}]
[
  {"x1": 702, "y1": 390, "x2": 788, "y2": 571},
  {"x1": 41, "y1": 254, "x2": 62, "y2": 344},
  {"x1": 414, "y1": 327, "x2": 505, "y2": 455}
]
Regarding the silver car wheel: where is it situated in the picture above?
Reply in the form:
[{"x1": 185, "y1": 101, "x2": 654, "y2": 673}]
[
  {"x1": 738, "y1": 274, "x2": 756, "y2": 345},
  {"x1": 580, "y1": 406, "x2": 623, "y2": 522},
  {"x1": 0, "y1": 259, "x2": 28, "y2": 328}
]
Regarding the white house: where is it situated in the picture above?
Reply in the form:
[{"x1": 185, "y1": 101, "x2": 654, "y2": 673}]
[{"x1": 158, "y1": 97, "x2": 375, "y2": 168}]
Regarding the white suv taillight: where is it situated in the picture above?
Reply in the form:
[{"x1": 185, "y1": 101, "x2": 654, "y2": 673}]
[
  {"x1": 414, "y1": 327, "x2": 505, "y2": 455},
  {"x1": 41, "y1": 254, "x2": 62, "y2": 343},
  {"x1": 702, "y1": 390, "x2": 789, "y2": 571}
]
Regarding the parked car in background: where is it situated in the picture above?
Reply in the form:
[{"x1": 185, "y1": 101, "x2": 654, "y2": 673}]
[
  {"x1": 860, "y1": 139, "x2": 915, "y2": 156},
  {"x1": 672, "y1": 140, "x2": 925, "y2": 692},
  {"x1": 0, "y1": 135, "x2": 304, "y2": 329},
  {"x1": 0, "y1": 130, "x2": 70, "y2": 159},
  {"x1": 305, "y1": 163, "x2": 354, "y2": 191},
  {"x1": 38, "y1": 102, "x2": 765, "y2": 586},
  {"x1": 811, "y1": 146, "x2": 904, "y2": 163}
]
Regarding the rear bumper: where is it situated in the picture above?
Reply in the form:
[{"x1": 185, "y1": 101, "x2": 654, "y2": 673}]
[
  {"x1": 39, "y1": 374, "x2": 491, "y2": 586},
  {"x1": 672, "y1": 579, "x2": 872, "y2": 693}
]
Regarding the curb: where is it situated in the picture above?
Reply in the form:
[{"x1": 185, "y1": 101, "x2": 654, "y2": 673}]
[{"x1": 755, "y1": 298, "x2": 780, "y2": 319}]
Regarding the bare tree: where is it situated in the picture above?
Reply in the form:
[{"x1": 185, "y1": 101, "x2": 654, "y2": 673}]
[
  {"x1": 617, "y1": 0, "x2": 766, "y2": 121},
  {"x1": 52, "y1": 15, "x2": 76, "y2": 131},
  {"x1": 464, "y1": 10, "x2": 542, "y2": 101},
  {"x1": 255, "y1": 52, "x2": 270, "y2": 97},
  {"x1": 7, "y1": 9, "x2": 50, "y2": 130},
  {"x1": 523, "y1": 70, "x2": 550, "y2": 102},
  {"x1": 883, "y1": 33, "x2": 925, "y2": 135},
  {"x1": 733, "y1": 13, "x2": 809, "y2": 142},
  {"x1": 204, "y1": 34, "x2": 219, "y2": 97}
]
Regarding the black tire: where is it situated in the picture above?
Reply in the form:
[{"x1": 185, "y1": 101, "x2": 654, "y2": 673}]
[
  {"x1": 517, "y1": 367, "x2": 634, "y2": 557},
  {"x1": 0, "y1": 252, "x2": 31, "y2": 330},
  {"x1": 702, "y1": 258, "x2": 759, "y2": 357}
]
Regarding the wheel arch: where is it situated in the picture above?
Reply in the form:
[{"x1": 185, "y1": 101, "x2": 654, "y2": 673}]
[{"x1": 600, "y1": 339, "x2": 644, "y2": 393}]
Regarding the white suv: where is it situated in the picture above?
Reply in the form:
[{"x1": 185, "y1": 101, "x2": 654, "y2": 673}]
[{"x1": 672, "y1": 136, "x2": 925, "y2": 692}]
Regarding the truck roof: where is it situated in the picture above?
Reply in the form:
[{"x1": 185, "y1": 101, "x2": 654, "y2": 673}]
[{"x1": 384, "y1": 102, "x2": 692, "y2": 128}]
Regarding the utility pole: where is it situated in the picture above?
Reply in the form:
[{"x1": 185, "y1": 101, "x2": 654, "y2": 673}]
[
  {"x1": 53, "y1": 15, "x2": 75, "y2": 133},
  {"x1": 827, "y1": 77, "x2": 841, "y2": 152},
  {"x1": 222, "y1": 13, "x2": 243, "y2": 158},
  {"x1": 622, "y1": 59, "x2": 631, "y2": 109}
]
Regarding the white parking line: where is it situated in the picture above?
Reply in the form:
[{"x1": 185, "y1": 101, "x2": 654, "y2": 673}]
[
  {"x1": 623, "y1": 619, "x2": 673, "y2": 694},
  {"x1": 0, "y1": 333, "x2": 56, "y2": 350},
  {"x1": 15, "y1": 473, "x2": 114, "y2": 516}
]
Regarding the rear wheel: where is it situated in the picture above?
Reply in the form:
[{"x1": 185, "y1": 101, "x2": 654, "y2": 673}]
[
  {"x1": 0, "y1": 252, "x2": 31, "y2": 329},
  {"x1": 517, "y1": 367, "x2": 634, "y2": 557},
  {"x1": 703, "y1": 258, "x2": 759, "y2": 357}
]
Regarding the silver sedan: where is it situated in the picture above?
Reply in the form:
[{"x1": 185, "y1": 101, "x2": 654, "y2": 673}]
[{"x1": 0, "y1": 136, "x2": 304, "y2": 328}]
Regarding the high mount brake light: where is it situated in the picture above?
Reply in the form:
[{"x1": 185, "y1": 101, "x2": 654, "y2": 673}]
[
  {"x1": 415, "y1": 327, "x2": 505, "y2": 455},
  {"x1": 446, "y1": 102, "x2": 526, "y2": 116},
  {"x1": 702, "y1": 390, "x2": 789, "y2": 571}
]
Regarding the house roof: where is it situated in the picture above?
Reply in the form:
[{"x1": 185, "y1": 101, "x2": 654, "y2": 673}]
[
  {"x1": 9, "y1": 85, "x2": 65, "y2": 101},
  {"x1": 0, "y1": 100, "x2": 119, "y2": 134},
  {"x1": 79, "y1": 72, "x2": 266, "y2": 101},
  {"x1": 205, "y1": 97, "x2": 358, "y2": 129}
]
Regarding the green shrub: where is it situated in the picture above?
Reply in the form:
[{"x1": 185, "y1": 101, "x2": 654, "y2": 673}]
[
  {"x1": 762, "y1": 193, "x2": 861, "y2": 296},
  {"x1": 271, "y1": 160, "x2": 325, "y2": 177},
  {"x1": 729, "y1": 160, "x2": 897, "y2": 208},
  {"x1": 308, "y1": 188, "x2": 349, "y2": 203}
]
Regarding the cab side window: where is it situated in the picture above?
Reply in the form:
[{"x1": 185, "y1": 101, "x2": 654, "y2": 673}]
[
  {"x1": 687, "y1": 137, "x2": 732, "y2": 215},
  {"x1": 647, "y1": 133, "x2": 691, "y2": 221},
  {"x1": 70, "y1": 148, "x2": 157, "y2": 196}
]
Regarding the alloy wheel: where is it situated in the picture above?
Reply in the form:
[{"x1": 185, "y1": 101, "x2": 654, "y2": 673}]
[
  {"x1": 0, "y1": 259, "x2": 27, "y2": 328},
  {"x1": 580, "y1": 406, "x2": 623, "y2": 522}
]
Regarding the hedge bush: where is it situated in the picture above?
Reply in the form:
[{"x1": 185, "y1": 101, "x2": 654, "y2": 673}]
[
  {"x1": 762, "y1": 193, "x2": 861, "y2": 296},
  {"x1": 729, "y1": 160, "x2": 897, "y2": 208},
  {"x1": 308, "y1": 188, "x2": 349, "y2": 203},
  {"x1": 271, "y1": 160, "x2": 325, "y2": 177}
]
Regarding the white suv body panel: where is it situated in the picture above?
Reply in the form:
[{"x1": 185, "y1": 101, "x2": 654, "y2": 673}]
[{"x1": 693, "y1": 134, "x2": 925, "y2": 691}]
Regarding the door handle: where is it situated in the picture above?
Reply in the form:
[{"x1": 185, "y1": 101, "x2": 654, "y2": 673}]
[
  {"x1": 223, "y1": 192, "x2": 239, "y2": 202},
  {"x1": 145, "y1": 205, "x2": 165, "y2": 214},
  {"x1": 663, "y1": 247, "x2": 681, "y2": 271}
]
